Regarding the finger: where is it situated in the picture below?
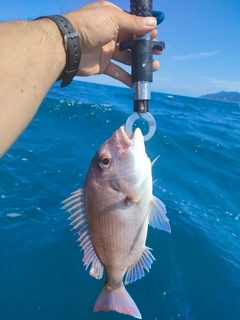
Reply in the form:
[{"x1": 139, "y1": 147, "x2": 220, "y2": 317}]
[
  {"x1": 112, "y1": 46, "x2": 161, "y2": 72},
  {"x1": 150, "y1": 30, "x2": 164, "y2": 55},
  {"x1": 153, "y1": 59, "x2": 160, "y2": 72},
  {"x1": 153, "y1": 48, "x2": 164, "y2": 55},
  {"x1": 112, "y1": 46, "x2": 131, "y2": 66},
  {"x1": 104, "y1": 62, "x2": 133, "y2": 88},
  {"x1": 150, "y1": 29, "x2": 158, "y2": 40},
  {"x1": 112, "y1": 45, "x2": 162, "y2": 68},
  {"x1": 118, "y1": 28, "x2": 159, "y2": 44}
]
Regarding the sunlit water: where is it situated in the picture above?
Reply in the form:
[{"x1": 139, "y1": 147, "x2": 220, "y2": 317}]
[{"x1": 0, "y1": 81, "x2": 239, "y2": 320}]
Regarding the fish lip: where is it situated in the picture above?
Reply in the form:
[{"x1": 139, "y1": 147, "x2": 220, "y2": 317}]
[
  {"x1": 118, "y1": 126, "x2": 132, "y2": 147},
  {"x1": 131, "y1": 127, "x2": 142, "y2": 141},
  {"x1": 118, "y1": 126, "x2": 143, "y2": 148}
]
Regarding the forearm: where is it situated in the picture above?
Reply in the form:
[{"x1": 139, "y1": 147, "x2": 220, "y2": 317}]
[
  {"x1": 0, "y1": 1, "x2": 159, "y2": 157},
  {"x1": 0, "y1": 19, "x2": 65, "y2": 157}
]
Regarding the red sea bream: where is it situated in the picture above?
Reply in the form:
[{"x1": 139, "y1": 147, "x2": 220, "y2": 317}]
[{"x1": 62, "y1": 126, "x2": 171, "y2": 319}]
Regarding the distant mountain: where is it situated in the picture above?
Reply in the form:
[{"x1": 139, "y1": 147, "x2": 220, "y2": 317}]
[{"x1": 200, "y1": 91, "x2": 240, "y2": 103}]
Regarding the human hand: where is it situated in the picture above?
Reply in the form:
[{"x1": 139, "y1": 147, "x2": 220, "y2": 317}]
[{"x1": 65, "y1": 1, "x2": 163, "y2": 88}]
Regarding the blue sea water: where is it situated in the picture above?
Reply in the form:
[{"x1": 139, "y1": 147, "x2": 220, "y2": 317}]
[{"x1": 0, "y1": 80, "x2": 239, "y2": 320}]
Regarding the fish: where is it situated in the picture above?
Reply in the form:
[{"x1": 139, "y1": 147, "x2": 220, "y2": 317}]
[{"x1": 62, "y1": 126, "x2": 171, "y2": 319}]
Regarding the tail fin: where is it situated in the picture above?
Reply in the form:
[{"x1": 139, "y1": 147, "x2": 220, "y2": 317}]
[{"x1": 94, "y1": 283, "x2": 142, "y2": 319}]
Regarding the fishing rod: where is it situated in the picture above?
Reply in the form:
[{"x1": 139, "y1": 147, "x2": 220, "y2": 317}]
[{"x1": 120, "y1": 0, "x2": 165, "y2": 141}]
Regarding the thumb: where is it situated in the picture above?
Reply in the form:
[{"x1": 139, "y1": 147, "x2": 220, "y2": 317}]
[{"x1": 115, "y1": 10, "x2": 157, "y2": 36}]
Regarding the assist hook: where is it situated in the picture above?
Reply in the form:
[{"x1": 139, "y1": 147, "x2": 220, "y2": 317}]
[{"x1": 120, "y1": 0, "x2": 165, "y2": 141}]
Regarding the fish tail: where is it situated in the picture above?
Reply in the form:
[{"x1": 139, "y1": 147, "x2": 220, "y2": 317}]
[{"x1": 94, "y1": 283, "x2": 142, "y2": 319}]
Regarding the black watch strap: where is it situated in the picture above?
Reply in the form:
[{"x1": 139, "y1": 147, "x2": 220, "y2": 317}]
[{"x1": 36, "y1": 15, "x2": 81, "y2": 87}]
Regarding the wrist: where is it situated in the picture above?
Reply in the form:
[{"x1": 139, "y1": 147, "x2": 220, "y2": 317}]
[
  {"x1": 35, "y1": 15, "x2": 81, "y2": 87},
  {"x1": 33, "y1": 18, "x2": 66, "y2": 82}
]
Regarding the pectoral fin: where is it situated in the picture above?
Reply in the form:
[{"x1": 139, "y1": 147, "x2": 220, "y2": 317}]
[
  {"x1": 61, "y1": 189, "x2": 104, "y2": 279},
  {"x1": 148, "y1": 195, "x2": 171, "y2": 233}
]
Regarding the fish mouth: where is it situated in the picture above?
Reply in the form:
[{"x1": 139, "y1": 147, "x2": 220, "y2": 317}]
[
  {"x1": 118, "y1": 126, "x2": 143, "y2": 147},
  {"x1": 118, "y1": 126, "x2": 131, "y2": 147}
]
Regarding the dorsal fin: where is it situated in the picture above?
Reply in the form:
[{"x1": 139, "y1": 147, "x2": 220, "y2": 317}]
[{"x1": 62, "y1": 189, "x2": 104, "y2": 279}]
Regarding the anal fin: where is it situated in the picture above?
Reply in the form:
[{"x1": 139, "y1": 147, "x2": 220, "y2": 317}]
[{"x1": 124, "y1": 246, "x2": 155, "y2": 285}]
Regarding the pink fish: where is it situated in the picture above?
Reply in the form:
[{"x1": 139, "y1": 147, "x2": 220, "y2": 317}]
[{"x1": 62, "y1": 126, "x2": 171, "y2": 319}]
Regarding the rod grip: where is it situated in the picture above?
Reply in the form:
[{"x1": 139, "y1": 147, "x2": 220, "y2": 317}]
[{"x1": 130, "y1": 0, "x2": 153, "y2": 16}]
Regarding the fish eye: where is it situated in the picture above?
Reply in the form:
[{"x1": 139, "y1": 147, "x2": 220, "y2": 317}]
[{"x1": 98, "y1": 154, "x2": 112, "y2": 169}]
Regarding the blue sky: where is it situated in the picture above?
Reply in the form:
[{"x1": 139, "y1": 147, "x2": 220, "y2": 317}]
[{"x1": 1, "y1": 0, "x2": 240, "y2": 97}]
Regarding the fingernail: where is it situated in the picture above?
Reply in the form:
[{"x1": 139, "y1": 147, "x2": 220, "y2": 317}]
[{"x1": 145, "y1": 17, "x2": 156, "y2": 26}]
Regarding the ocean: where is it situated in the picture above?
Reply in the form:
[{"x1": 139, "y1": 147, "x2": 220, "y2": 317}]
[{"x1": 0, "y1": 80, "x2": 239, "y2": 320}]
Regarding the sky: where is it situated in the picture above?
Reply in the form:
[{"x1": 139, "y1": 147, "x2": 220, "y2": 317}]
[{"x1": 1, "y1": 0, "x2": 240, "y2": 97}]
